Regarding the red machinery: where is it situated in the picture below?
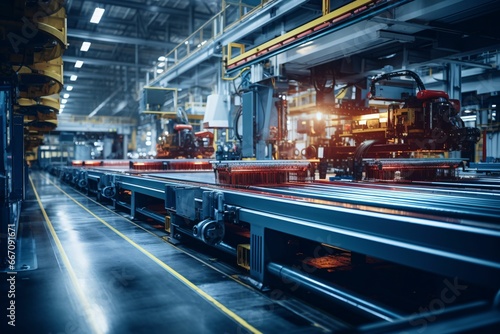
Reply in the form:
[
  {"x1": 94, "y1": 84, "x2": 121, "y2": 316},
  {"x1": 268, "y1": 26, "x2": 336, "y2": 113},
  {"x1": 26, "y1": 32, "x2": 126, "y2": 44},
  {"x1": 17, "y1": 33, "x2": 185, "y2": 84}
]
[
  {"x1": 310, "y1": 70, "x2": 481, "y2": 180},
  {"x1": 156, "y1": 109, "x2": 215, "y2": 159}
]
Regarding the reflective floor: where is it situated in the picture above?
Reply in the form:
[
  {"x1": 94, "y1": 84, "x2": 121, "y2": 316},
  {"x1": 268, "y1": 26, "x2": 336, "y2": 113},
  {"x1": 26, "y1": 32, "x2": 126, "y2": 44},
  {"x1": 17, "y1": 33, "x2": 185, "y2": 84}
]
[{"x1": 0, "y1": 172, "x2": 331, "y2": 334}]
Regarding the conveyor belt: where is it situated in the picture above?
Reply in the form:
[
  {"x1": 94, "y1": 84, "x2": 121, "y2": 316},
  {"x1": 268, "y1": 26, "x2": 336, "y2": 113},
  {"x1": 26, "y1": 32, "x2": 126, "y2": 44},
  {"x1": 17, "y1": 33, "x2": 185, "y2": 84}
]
[
  {"x1": 144, "y1": 171, "x2": 500, "y2": 226},
  {"x1": 114, "y1": 171, "x2": 500, "y2": 287},
  {"x1": 146, "y1": 171, "x2": 218, "y2": 184},
  {"x1": 249, "y1": 182, "x2": 500, "y2": 226},
  {"x1": 46, "y1": 164, "x2": 500, "y2": 333},
  {"x1": 10, "y1": 171, "x2": 342, "y2": 334}
]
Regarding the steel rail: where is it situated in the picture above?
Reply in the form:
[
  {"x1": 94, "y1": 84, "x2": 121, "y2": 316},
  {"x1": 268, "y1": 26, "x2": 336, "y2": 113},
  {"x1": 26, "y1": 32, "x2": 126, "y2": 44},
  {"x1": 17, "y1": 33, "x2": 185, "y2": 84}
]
[{"x1": 249, "y1": 183, "x2": 500, "y2": 224}]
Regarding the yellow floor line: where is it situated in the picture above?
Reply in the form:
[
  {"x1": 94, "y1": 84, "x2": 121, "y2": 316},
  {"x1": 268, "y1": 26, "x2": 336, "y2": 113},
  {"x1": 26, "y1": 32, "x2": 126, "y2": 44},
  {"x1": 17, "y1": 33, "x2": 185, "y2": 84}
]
[
  {"x1": 29, "y1": 176, "x2": 103, "y2": 334},
  {"x1": 59, "y1": 179, "x2": 257, "y2": 291},
  {"x1": 41, "y1": 174, "x2": 262, "y2": 334}
]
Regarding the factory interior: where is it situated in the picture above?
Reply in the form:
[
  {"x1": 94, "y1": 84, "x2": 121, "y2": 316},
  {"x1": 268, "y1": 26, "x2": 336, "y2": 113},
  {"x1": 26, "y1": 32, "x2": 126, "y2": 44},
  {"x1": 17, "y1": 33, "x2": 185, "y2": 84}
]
[{"x1": 1, "y1": 0, "x2": 500, "y2": 333}]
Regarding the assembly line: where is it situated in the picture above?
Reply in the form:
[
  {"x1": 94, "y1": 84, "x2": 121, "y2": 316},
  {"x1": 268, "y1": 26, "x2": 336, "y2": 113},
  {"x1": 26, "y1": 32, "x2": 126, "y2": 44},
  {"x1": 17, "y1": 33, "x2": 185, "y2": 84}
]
[{"x1": 45, "y1": 157, "x2": 500, "y2": 332}]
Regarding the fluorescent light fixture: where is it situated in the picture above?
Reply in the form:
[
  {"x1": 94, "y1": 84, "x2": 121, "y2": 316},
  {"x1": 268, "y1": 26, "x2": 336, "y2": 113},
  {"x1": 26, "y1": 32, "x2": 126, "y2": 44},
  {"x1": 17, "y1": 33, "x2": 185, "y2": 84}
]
[
  {"x1": 70, "y1": 75, "x2": 78, "y2": 81},
  {"x1": 461, "y1": 115, "x2": 477, "y2": 122},
  {"x1": 75, "y1": 60, "x2": 84, "y2": 68},
  {"x1": 157, "y1": 62, "x2": 165, "y2": 67},
  {"x1": 493, "y1": 104, "x2": 497, "y2": 108},
  {"x1": 156, "y1": 69, "x2": 164, "y2": 74},
  {"x1": 90, "y1": 7, "x2": 105, "y2": 24},
  {"x1": 63, "y1": 93, "x2": 70, "y2": 98},
  {"x1": 80, "y1": 42, "x2": 91, "y2": 52},
  {"x1": 66, "y1": 85, "x2": 74, "y2": 91},
  {"x1": 158, "y1": 56, "x2": 166, "y2": 61},
  {"x1": 61, "y1": 99, "x2": 68, "y2": 104}
]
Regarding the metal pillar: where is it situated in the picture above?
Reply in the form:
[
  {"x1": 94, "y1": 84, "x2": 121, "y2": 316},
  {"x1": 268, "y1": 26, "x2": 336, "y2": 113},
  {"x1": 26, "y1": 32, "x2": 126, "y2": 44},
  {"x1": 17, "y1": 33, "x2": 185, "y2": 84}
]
[
  {"x1": 241, "y1": 91, "x2": 255, "y2": 158},
  {"x1": 0, "y1": 89, "x2": 8, "y2": 178},
  {"x1": 241, "y1": 85, "x2": 275, "y2": 159},
  {"x1": 123, "y1": 133, "x2": 129, "y2": 159},
  {"x1": 0, "y1": 89, "x2": 8, "y2": 267},
  {"x1": 11, "y1": 114, "x2": 24, "y2": 201},
  {"x1": 446, "y1": 63, "x2": 462, "y2": 101}
]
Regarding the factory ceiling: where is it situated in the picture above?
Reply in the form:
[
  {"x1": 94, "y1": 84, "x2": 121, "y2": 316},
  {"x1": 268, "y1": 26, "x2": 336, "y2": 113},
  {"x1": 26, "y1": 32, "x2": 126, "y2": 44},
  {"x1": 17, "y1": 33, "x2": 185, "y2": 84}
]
[
  {"x1": 62, "y1": 0, "x2": 221, "y2": 117},
  {"x1": 61, "y1": 0, "x2": 500, "y2": 117}
]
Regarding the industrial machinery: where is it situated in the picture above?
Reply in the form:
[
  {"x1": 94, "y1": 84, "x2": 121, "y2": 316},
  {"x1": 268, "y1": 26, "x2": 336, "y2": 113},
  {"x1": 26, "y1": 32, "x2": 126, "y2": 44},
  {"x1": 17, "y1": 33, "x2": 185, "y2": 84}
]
[
  {"x1": 231, "y1": 68, "x2": 480, "y2": 181},
  {"x1": 307, "y1": 70, "x2": 481, "y2": 180},
  {"x1": 156, "y1": 107, "x2": 215, "y2": 159},
  {"x1": 1, "y1": 1, "x2": 67, "y2": 268}
]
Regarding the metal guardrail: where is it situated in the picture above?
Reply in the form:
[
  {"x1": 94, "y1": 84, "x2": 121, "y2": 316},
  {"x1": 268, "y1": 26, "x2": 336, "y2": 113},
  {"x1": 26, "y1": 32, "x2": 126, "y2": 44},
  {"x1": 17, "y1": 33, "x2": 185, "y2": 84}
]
[{"x1": 148, "y1": 0, "x2": 272, "y2": 84}]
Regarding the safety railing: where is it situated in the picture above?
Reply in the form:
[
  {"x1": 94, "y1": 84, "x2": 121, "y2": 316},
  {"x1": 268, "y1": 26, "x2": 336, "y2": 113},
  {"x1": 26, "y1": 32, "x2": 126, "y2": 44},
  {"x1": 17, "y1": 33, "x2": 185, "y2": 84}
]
[{"x1": 149, "y1": 0, "x2": 273, "y2": 83}]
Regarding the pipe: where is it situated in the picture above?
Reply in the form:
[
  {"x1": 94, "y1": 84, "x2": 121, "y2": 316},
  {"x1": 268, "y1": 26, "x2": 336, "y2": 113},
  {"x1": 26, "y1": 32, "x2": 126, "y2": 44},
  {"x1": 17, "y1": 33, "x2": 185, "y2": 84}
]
[{"x1": 267, "y1": 262, "x2": 404, "y2": 322}]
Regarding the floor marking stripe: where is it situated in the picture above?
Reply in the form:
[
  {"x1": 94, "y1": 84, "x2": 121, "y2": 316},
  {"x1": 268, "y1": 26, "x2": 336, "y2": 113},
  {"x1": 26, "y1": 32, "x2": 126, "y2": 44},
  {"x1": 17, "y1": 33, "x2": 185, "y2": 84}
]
[
  {"x1": 68, "y1": 185, "x2": 257, "y2": 291},
  {"x1": 29, "y1": 176, "x2": 103, "y2": 334},
  {"x1": 41, "y1": 174, "x2": 262, "y2": 334}
]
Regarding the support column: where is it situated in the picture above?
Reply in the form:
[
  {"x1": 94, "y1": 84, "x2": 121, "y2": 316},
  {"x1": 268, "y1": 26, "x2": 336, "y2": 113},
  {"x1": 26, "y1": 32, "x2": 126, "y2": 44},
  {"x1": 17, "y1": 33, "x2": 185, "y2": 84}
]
[
  {"x1": 0, "y1": 89, "x2": 9, "y2": 268},
  {"x1": 123, "y1": 133, "x2": 129, "y2": 159},
  {"x1": 446, "y1": 63, "x2": 462, "y2": 101},
  {"x1": 11, "y1": 114, "x2": 24, "y2": 201},
  {"x1": 322, "y1": 0, "x2": 330, "y2": 15}
]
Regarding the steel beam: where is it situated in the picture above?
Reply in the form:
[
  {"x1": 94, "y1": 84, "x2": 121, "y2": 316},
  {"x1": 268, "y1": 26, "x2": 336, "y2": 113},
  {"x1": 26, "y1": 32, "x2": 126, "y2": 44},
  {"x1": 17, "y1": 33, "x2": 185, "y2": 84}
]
[
  {"x1": 63, "y1": 55, "x2": 150, "y2": 68},
  {"x1": 67, "y1": 29, "x2": 175, "y2": 49},
  {"x1": 96, "y1": 0, "x2": 211, "y2": 19}
]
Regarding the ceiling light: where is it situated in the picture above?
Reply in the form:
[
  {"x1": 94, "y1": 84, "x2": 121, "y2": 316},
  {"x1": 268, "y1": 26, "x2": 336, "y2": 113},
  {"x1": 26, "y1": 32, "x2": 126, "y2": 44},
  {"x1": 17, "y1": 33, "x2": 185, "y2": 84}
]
[
  {"x1": 70, "y1": 75, "x2": 78, "y2": 81},
  {"x1": 156, "y1": 69, "x2": 164, "y2": 74},
  {"x1": 157, "y1": 62, "x2": 165, "y2": 67},
  {"x1": 378, "y1": 53, "x2": 397, "y2": 60},
  {"x1": 461, "y1": 115, "x2": 476, "y2": 122},
  {"x1": 61, "y1": 99, "x2": 68, "y2": 104},
  {"x1": 66, "y1": 85, "x2": 74, "y2": 91},
  {"x1": 90, "y1": 7, "x2": 105, "y2": 24},
  {"x1": 80, "y1": 42, "x2": 91, "y2": 52},
  {"x1": 75, "y1": 60, "x2": 84, "y2": 68},
  {"x1": 158, "y1": 56, "x2": 166, "y2": 61},
  {"x1": 63, "y1": 93, "x2": 70, "y2": 99}
]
